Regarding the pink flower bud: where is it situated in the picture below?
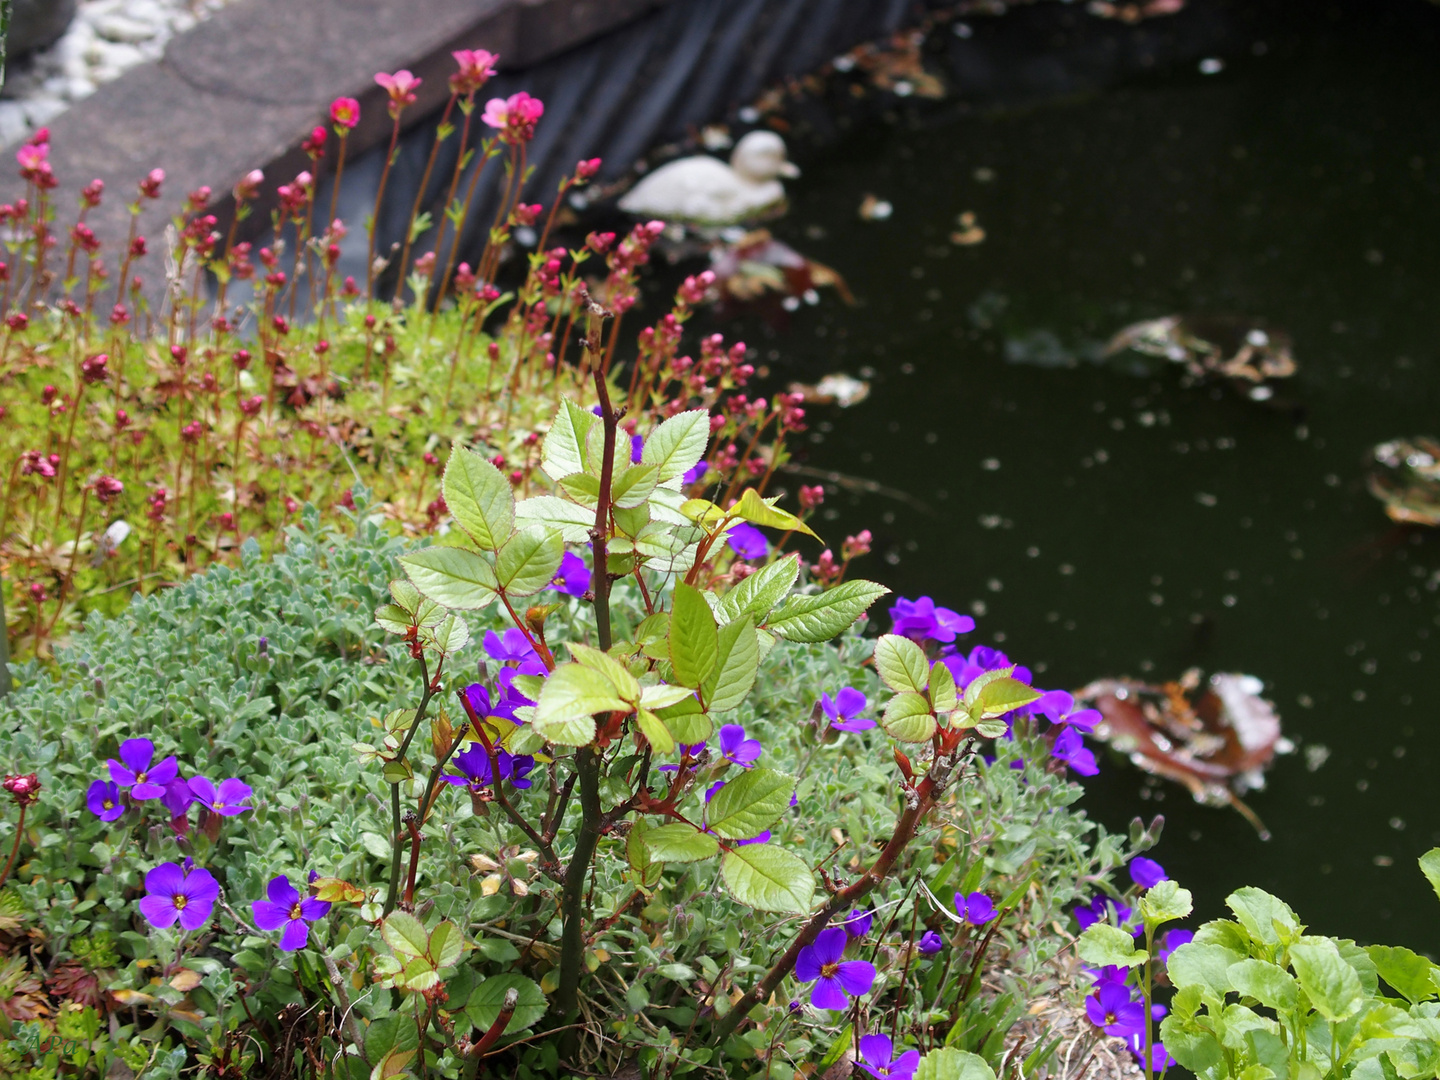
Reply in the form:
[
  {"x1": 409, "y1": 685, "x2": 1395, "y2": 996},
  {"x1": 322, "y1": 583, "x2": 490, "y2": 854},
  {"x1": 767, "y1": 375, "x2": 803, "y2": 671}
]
[
  {"x1": 139, "y1": 168, "x2": 165, "y2": 199},
  {"x1": 93, "y1": 475, "x2": 124, "y2": 503},
  {"x1": 234, "y1": 169, "x2": 264, "y2": 202},
  {"x1": 6, "y1": 312, "x2": 28, "y2": 331},
  {"x1": 82, "y1": 178, "x2": 104, "y2": 207},
  {"x1": 575, "y1": 157, "x2": 602, "y2": 180},
  {"x1": 3, "y1": 773, "x2": 41, "y2": 807},
  {"x1": 80, "y1": 353, "x2": 109, "y2": 384}
]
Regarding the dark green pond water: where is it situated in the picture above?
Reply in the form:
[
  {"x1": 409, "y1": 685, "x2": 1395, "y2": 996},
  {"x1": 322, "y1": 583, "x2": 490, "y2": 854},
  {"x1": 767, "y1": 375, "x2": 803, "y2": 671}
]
[{"x1": 682, "y1": 1, "x2": 1440, "y2": 950}]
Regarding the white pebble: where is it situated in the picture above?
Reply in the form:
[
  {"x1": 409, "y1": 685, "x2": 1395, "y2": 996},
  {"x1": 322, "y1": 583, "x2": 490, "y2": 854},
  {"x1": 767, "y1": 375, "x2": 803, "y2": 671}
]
[{"x1": 93, "y1": 12, "x2": 159, "y2": 43}]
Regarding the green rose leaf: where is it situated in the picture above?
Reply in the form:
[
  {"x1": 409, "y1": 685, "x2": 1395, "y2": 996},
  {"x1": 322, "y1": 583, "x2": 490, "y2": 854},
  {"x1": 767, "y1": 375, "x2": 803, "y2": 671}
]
[
  {"x1": 1076, "y1": 923, "x2": 1147, "y2": 969},
  {"x1": 642, "y1": 409, "x2": 710, "y2": 482},
  {"x1": 541, "y1": 400, "x2": 597, "y2": 481},
  {"x1": 1290, "y1": 939, "x2": 1364, "y2": 1022},
  {"x1": 929, "y1": 659, "x2": 958, "y2": 714},
  {"x1": 381, "y1": 911, "x2": 429, "y2": 960},
  {"x1": 882, "y1": 692, "x2": 938, "y2": 743},
  {"x1": 443, "y1": 446, "x2": 515, "y2": 551},
  {"x1": 669, "y1": 581, "x2": 719, "y2": 688},
  {"x1": 732, "y1": 488, "x2": 818, "y2": 539},
  {"x1": 638, "y1": 683, "x2": 696, "y2": 711},
  {"x1": 720, "y1": 844, "x2": 814, "y2": 914},
  {"x1": 400, "y1": 547, "x2": 497, "y2": 610},
  {"x1": 495, "y1": 526, "x2": 564, "y2": 597},
  {"x1": 766, "y1": 579, "x2": 890, "y2": 643},
  {"x1": 702, "y1": 613, "x2": 759, "y2": 714},
  {"x1": 656, "y1": 696, "x2": 713, "y2": 744},
  {"x1": 533, "y1": 663, "x2": 629, "y2": 746},
  {"x1": 568, "y1": 642, "x2": 640, "y2": 704},
  {"x1": 644, "y1": 822, "x2": 720, "y2": 863},
  {"x1": 635, "y1": 708, "x2": 676, "y2": 755},
  {"x1": 706, "y1": 767, "x2": 794, "y2": 840},
  {"x1": 611, "y1": 463, "x2": 661, "y2": 509},
  {"x1": 428, "y1": 921, "x2": 464, "y2": 969},
  {"x1": 874, "y1": 634, "x2": 930, "y2": 695},
  {"x1": 515, "y1": 495, "x2": 596, "y2": 543},
  {"x1": 717, "y1": 553, "x2": 800, "y2": 625},
  {"x1": 466, "y1": 974, "x2": 547, "y2": 1034}
]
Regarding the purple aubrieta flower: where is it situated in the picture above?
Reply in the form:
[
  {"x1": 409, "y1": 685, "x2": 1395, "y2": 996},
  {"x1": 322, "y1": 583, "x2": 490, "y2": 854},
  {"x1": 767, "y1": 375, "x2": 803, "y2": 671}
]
[
  {"x1": 726, "y1": 522, "x2": 769, "y2": 561},
  {"x1": 484, "y1": 628, "x2": 538, "y2": 666},
  {"x1": 1128, "y1": 857, "x2": 1167, "y2": 890},
  {"x1": 656, "y1": 742, "x2": 706, "y2": 773},
  {"x1": 822, "y1": 687, "x2": 874, "y2": 732},
  {"x1": 1032, "y1": 689, "x2": 1101, "y2": 731},
  {"x1": 161, "y1": 777, "x2": 194, "y2": 818},
  {"x1": 630, "y1": 433, "x2": 644, "y2": 463},
  {"x1": 551, "y1": 551, "x2": 591, "y2": 597},
  {"x1": 843, "y1": 908, "x2": 874, "y2": 939},
  {"x1": 955, "y1": 891, "x2": 997, "y2": 926},
  {"x1": 1086, "y1": 981, "x2": 1145, "y2": 1039},
  {"x1": 464, "y1": 683, "x2": 492, "y2": 719},
  {"x1": 940, "y1": 645, "x2": 1032, "y2": 691},
  {"x1": 1084, "y1": 964, "x2": 1132, "y2": 989},
  {"x1": 251, "y1": 874, "x2": 331, "y2": 951},
  {"x1": 718, "y1": 724, "x2": 761, "y2": 767},
  {"x1": 888, "y1": 596, "x2": 975, "y2": 645},
  {"x1": 1074, "y1": 896, "x2": 1135, "y2": 933},
  {"x1": 444, "y1": 744, "x2": 535, "y2": 792},
  {"x1": 138, "y1": 860, "x2": 219, "y2": 931},
  {"x1": 682, "y1": 460, "x2": 709, "y2": 486},
  {"x1": 704, "y1": 780, "x2": 726, "y2": 803},
  {"x1": 858, "y1": 1033, "x2": 920, "y2": 1080},
  {"x1": 86, "y1": 779, "x2": 124, "y2": 822},
  {"x1": 795, "y1": 926, "x2": 876, "y2": 1010},
  {"x1": 1158, "y1": 928, "x2": 1194, "y2": 964},
  {"x1": 1051, "y1": 728, "x2": 1099, "y2": 776},
  {"x1": 1126, "y1": 1035, "x2": 1176, "y2": 1072},
  {"x1": 917, "y1": 931, "x2": 944, "y2": 955},
  {"x1": 737, "y1": 831, "x2": 771, "y2": 846},
  {"x1": 187, "y1": 777, "x2": 253, "y2": 816},
  {"x1": 107, "y1": 738, "x2": 178, "y2": 800}
]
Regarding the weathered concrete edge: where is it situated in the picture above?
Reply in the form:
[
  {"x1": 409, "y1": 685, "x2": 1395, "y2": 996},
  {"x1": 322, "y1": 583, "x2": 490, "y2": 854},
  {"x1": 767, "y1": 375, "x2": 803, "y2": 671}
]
[{"x1": 0, "y1": 0, "x2": 669, "y2": 296}]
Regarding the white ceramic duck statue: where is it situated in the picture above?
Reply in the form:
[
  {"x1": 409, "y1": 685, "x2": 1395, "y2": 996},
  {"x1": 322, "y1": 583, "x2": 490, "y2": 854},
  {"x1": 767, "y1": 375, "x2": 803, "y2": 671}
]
[{"x1": 618, "y1": 130, "x2": 799, "y2": 227}]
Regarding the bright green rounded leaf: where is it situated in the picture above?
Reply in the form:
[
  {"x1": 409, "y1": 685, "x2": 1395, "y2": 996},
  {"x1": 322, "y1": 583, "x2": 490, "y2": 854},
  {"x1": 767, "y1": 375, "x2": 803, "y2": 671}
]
[
  {"x1": 443, "y1": 446, "x2": 515, "y2": 551},
  {"x1": 875, "y1": 634, "x2": 930, "y2": 695},
  {"x1": 1140, "y1": 879, "x2": 1194, "y2": 929},
  {"x1": 1166, "y1": 942, "x2": 1241, "y2": 998},
  {"x1": 515, "y1": 495, "x2": 596, "y2": 543},
  {"x1": 1226, "y1": 887, "x2": 1301, "y2": 947},
  {"x1": 721, "y1": 844, "x2": 814, "y2": 914},
  {"x1": 929, "y1": 659, "x2": 958, "y2": 714},
  {"x1": 882, "y1": 692, "x2": 938, "y2": 743},
  {"x1": 466, "y1": 974, "x2": 547, "y2": 1034},
  {"x1": 732, "y1": 488, "x2": 817, "y2": 539},
  {"x1": 540, "y1": 400, "x2": 596, "y2": 481},
  {"x1": 972, "y1": 676, "x2": 1042, "y2": 719},
  {"x1": 1227, "y1": 958, "x2": 1298, "y2": 1011},
  {"x1": 766, "y1": 580, "x2": 889, "y2": 643},
  {"x1": 916, "y1": 1048, "x2": 997, "y2": 1080},
  {"x1": 644, "y1": 822, "x2": 720, "y2": 862},
  {"x1": 1420, "y1": 848, "x2": 1440, "y2": 904},
  {"x1": 1290, "y1": 939, "x2": 1364, "y2": 1022},
  {"x1": 400, "y1": 547, "x2": 497, "y2": 610},
  {"x1": 568, "y1": 642, "x2": 640, "y2": 703},
  {"x1": 1367, "y1": 944, "x2": 1440, "y2": 1004},
  {"x1": 1077, "y1": 923, "x2": 1147, "y2": 969},
  {"x1": 612, "y1": 463, "x2": 661, "y2": 509},
  {"x1": 706, "y1": 768, "x2": 794, "y2": 840},
  {"x1": 496, "y1": 527, "x2": 564, "y2": 597}
]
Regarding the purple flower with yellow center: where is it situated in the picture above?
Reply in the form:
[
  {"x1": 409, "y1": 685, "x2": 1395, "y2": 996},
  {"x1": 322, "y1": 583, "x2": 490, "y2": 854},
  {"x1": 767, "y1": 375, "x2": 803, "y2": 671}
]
[
  {"x1": 187, "y1": 777, "x2": 253, "y2": 816},
  {"x1": 484, "y1": 628, "x2": 537, "y2": 665},
  {"x1": 719, "y1": 723, "x2": 761, "y2": 767},
  {"x1": 822, "y1": 687, "x2": 874, "y2": 732},
  {"x1": 551, "y1": 551, "x2": 591, "y2": 597},
  {"x1": 843, "y1": 908, "x2": 874, "y2": 939},
  {"x1": 858, "y1": 1033, "x2": 920, "y2": 1080},
  {"x1": 251, "y1": 874, "x2": 331, "y2": 951},
  {"x1": 955, "y1": 891, "x2": 997, "y2": 926},
  {"x1": 1086, "y1": 982, "x2": 1145, "y2": 1039},
  {"x1": 1128, "y1": 857, "x2": 1167, "y2": 889},
  {"x1": 445, "y1": 744, "x2": 500, "y2": 792},
  {"x1": 1052, "y1": 728, "x2": 1098, "y2": 776},
  {"x1": 726, "y1": 522, "x2": 769, "y2": 561},
  {"x1": 795, "y1": 926, "x2": 876, "y2": 1010},
  {"x1": 888, "y1": 596, "x2": 974, "y2": 644},
  {"x1": 917, "y1": 931, "x2": 944, "y2": 955},
  {"x1": 107, "y1": 738, "x2": 178, "y2": 800},
  {"x1": 86, "y1": 779, "x2": 124, "y2": 821},
  {"x1": 138, "y1": 860, "x2": 219, "y2": 931}
]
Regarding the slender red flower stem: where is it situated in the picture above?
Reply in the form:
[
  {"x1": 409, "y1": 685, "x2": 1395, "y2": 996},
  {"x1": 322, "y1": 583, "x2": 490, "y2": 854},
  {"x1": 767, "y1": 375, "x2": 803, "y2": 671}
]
[
  {"x1": 392, "y1": 94, "x2": 458, "y2": 306},
  {"x1": 0, "y1": 804, "x2": 28, "y2": 889},
  {"x1": 366, "y1": 114, "x2": 404, "y2": 299}
]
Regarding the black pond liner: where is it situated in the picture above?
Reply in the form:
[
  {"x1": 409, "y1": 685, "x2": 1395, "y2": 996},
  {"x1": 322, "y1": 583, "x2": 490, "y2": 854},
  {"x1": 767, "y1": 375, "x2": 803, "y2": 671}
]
[{"x1": 254, "y1": 0, "x2": 1239, "y2": 308}]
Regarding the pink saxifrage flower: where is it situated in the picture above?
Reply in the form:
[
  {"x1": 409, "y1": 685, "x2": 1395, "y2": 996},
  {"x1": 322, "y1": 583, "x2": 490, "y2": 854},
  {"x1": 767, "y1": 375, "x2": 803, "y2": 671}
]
[
  {"x1": 375, "y1": 70, "x2": 421, "y2": 117},
  {"x1": 482, "y1": 91, "x2": 544, "y2": 143},
  {"x1": 330, "y1": 97, "x2": 360, "y2": 130},
  {"x1": 450, "y1": 49, "x2": 498, "y2": 95}
]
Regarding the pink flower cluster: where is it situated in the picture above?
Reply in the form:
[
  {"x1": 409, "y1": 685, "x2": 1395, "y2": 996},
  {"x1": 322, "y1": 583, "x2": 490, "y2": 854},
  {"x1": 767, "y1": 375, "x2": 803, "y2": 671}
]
[{"x1": 482, "y1": 91, "x2": 544, "y2": 144}]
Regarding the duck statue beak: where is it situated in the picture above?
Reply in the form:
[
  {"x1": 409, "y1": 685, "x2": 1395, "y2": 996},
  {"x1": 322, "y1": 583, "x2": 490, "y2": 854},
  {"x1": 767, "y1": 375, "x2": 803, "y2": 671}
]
[{"x1": 778, "y1": 161, "x2": 800, "y2": 178}]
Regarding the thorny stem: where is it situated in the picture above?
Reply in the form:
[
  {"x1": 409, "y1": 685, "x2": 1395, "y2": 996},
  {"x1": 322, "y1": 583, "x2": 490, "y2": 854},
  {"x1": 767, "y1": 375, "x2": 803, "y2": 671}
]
[
  {"x1": 555, "y1": 298, "x2": 615, "y2": 1043},
  {"x1": 710, "y1": 750, "x2": 962, "y2": 1045},
  {"x1": 384, "y1": 654, "x2": 440, "y2": 914}
]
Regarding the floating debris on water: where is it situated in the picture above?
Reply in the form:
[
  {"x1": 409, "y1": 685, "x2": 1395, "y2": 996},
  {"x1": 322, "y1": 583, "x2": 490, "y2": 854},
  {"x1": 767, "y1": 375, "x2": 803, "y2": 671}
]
[
  {"x1": 859, "y1": 194, "x2": 893, "y2": 221},
  {"x1": 1076, "y1": 669, "x2": 1293, "y2": 838},
  {"x1": 788, "y1": 373, "x2": 871, "y2": 408},
  {"x1": 1103, "y1": 314, "x2": 1296, "y2": 398},
  {"x1": 1366, "y1": 436, "x2": 1440, "y2": 526},
  {"x1": 709, "y1": 229, "x2": 853, "y2": 307},
  {"x1": 951, "y1": 211, "x2": 986, "y2": 245}
]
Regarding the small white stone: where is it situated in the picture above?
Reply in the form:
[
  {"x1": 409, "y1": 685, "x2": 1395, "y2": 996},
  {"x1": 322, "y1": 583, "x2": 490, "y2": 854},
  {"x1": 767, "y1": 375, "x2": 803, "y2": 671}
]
[
  {"x1": 93, "y1": 12, "x2": 158, "y2": 43},
  {"x1": 170, "y1": 10, "x2": 196, "y2": 31},
  {"x1": 67, "y1": 77, "x2": 98, "y2": 101},
  {"x1": 0, "y1": 103, "x2": 32, "y2": 149},
  {"x1": 24, "y1": 96, "x2": 68, "y2": 127}
]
